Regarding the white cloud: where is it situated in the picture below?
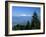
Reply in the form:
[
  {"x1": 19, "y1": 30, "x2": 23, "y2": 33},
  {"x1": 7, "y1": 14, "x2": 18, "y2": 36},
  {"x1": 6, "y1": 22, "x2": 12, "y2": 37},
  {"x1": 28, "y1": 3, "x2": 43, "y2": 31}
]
[{"x1": 15, "y1": 14, "x2": 32, "y2": 16}]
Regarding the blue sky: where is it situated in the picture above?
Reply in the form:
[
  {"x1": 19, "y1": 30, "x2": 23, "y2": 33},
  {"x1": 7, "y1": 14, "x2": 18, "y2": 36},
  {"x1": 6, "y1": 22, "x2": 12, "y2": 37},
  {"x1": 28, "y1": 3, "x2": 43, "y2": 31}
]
[{"x1": 12, "y1": 6, "x2": 40, "y2": 16}]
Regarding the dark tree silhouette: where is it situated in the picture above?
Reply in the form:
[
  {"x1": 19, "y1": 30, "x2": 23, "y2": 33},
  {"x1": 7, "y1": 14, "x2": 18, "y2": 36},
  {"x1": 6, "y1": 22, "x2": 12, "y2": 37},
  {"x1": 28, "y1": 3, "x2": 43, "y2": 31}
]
[
  {"x1": 25, "y1": 21, "x2": 30, "y2": 29},
  {"x1": 13, "y1": 24, "x2": 21, "y2": 30},
  {"x1": 31, "y1": 12, "x2": 40, "y2": 29}
]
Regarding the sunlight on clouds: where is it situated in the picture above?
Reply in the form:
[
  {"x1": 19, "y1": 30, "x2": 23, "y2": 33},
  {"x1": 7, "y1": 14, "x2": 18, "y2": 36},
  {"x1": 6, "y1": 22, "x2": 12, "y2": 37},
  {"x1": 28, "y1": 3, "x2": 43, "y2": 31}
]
[{"x1": 16, "y1": 14, "x2": 32, "y2": 16}]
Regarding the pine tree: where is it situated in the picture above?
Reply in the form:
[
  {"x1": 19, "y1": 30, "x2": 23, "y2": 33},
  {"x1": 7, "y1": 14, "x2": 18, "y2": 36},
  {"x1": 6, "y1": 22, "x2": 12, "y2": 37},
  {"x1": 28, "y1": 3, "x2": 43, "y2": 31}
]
[
  {"x1": 25, "y1": 21, "x2": 30, "y2": 29},
  {"x1": 31, "y1": 12, "x2": 40, "y2": 29}
]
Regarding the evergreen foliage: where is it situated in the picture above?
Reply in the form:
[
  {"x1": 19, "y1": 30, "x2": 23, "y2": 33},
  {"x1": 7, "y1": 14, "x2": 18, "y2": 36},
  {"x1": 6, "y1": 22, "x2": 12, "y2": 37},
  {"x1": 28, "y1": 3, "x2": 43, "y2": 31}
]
[{"x1": 31, "y1": 12, "x2": 40, "y2": 29}]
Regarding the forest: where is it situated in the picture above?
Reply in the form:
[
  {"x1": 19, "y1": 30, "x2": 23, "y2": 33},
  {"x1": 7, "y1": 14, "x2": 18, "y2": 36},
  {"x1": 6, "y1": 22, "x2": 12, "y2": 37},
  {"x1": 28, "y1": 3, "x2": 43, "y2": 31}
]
[{"x1": 12, "y1": 12, "x2": 40, "y2": 30}]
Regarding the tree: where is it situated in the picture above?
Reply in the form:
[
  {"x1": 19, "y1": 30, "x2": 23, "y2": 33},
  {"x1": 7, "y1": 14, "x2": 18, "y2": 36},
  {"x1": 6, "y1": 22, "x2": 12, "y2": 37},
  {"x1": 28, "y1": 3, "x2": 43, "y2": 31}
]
[
  {"x1": 13, "y1": 24, "x2": 21, "y2": 30},
  {"x1": 25, "y1": 21, "x2": 30, "y2": 29},
  {"x1": 31, "y1": 12, "x2": 40, "y2": 29}
]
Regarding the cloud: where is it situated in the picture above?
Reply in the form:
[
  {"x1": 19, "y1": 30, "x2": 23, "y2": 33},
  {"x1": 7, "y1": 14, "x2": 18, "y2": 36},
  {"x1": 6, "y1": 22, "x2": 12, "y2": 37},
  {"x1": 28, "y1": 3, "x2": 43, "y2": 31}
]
[{"x1": 15, "y1": 14, "x2": 32, "y2": 16}]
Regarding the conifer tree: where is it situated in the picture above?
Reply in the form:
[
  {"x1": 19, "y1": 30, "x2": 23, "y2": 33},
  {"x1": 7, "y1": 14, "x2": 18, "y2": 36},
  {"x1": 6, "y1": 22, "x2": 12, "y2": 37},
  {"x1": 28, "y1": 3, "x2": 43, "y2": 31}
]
[
  {"x1": 31, "y1": 12, "x2": 40, "y2": 29},
  {"x1": 25, "y1": 21, "x2": 30, "y2": 29}
]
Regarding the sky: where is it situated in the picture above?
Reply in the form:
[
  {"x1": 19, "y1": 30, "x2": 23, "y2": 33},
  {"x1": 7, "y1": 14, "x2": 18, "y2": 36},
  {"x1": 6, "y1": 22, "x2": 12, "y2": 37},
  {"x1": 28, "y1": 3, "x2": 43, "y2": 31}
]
[{"x1": 12, "y1": 6, "x2": 40, "y2": 16}]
